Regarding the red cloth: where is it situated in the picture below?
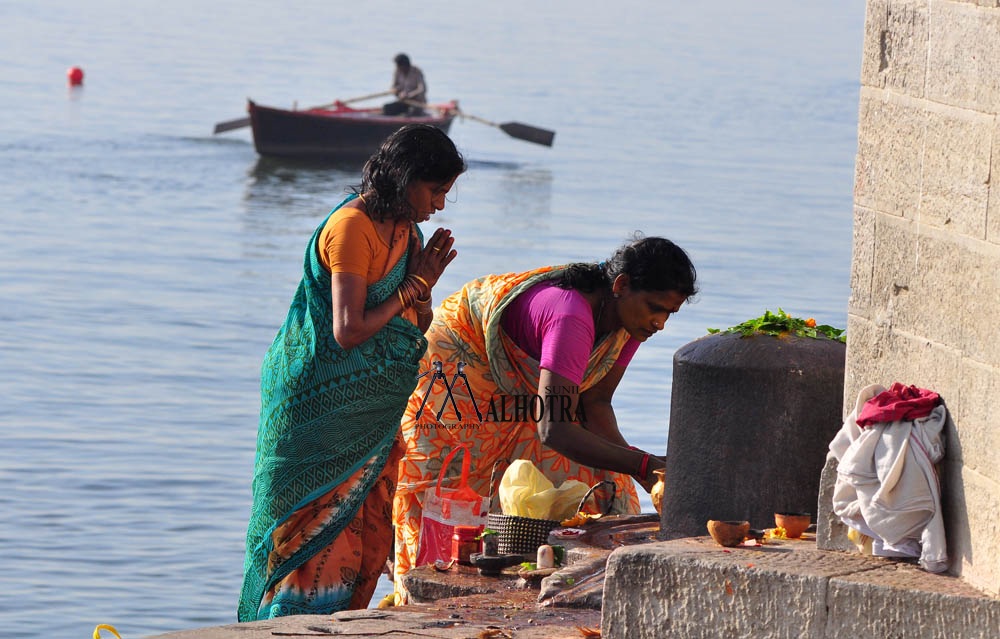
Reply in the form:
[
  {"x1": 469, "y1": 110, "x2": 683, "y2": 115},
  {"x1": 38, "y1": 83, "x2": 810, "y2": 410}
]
[{"x1": 856, "y1": 382, "x2": 940, "y2": 427}]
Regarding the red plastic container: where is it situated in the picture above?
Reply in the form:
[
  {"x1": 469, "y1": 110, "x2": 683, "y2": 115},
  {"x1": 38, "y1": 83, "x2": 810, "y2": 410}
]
[{"x1": 451, "y1": 525, "x2": 481, "y2": 565}]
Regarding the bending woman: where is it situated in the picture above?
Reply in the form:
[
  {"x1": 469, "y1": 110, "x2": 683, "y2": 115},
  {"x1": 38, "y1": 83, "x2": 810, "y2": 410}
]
[
  {"x1": 239, "y1": 124, "x2": 465, "y2": 620},
  {"x1": 392, "y1": 235, "x2": 698, "y2": 600}
]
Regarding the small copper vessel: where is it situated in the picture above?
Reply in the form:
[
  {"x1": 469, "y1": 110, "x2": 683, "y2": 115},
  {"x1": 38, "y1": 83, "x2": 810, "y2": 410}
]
[
  {"x1": 650, "y1": 469, "x2": 666, "y2": 515},
  {"x1": 774, "y1": 512, "x2": 811, "y2": 539},
  {"x1": 707, "y1": 520, "x2": 750, "y2": 547}
]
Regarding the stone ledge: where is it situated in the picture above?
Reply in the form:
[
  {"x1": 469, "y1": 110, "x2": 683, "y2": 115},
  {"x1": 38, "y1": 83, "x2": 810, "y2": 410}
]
[
  {"x1": 400, "y1": 562, "x2": 515, "y2": 603},
  {"x1": 601, "y1": 536, "x2": 1000, "y2": 639},
  {"x1": 145, "y1": 597, "x2": 602, "y2": 639}
]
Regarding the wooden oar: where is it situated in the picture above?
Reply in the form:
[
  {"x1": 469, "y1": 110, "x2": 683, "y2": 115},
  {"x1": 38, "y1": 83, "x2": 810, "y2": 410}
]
[
  {"x1": 213, "y1": 90, "x2": 395, "y2": 134},
  {"x1": 406, "y1": 101, "x2": 555, "y2": 147}
]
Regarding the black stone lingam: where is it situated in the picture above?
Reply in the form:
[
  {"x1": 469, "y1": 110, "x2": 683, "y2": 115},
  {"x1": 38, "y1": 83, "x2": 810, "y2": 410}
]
[{"x1": 659, "y1": 332, "x2": 845, "y2": 538}]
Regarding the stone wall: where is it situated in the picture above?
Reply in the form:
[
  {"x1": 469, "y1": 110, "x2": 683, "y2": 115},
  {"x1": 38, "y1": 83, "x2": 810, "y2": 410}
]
[{"x1": 844, "y1": 0, "x2": 1000, "y2": 595}]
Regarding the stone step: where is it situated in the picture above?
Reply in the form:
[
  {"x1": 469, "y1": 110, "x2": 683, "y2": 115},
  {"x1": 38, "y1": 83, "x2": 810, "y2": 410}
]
[{"x1": 602, "y1": 536, "x2": 1000, "y2": 639}]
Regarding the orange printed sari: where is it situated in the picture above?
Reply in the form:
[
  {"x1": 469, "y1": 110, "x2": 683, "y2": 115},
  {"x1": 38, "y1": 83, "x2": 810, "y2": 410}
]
[{"x1": 391, "y1": 266, "x2": 641, "y2": 602}]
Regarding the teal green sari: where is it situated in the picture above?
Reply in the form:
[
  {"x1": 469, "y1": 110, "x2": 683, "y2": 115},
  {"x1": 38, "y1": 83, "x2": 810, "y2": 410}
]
[{"x1": 238, "y1": 195, "x2": 426, "y2": 621}]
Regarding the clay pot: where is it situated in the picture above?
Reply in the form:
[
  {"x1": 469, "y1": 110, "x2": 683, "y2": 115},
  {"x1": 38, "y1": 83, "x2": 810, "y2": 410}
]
[
  {"x1": 774, "y1": 512, "x2": 811, "y2": 539},
  {"x1": 707, "y1": 520, "x2": 750, "y2": 547},
  {"x1": 650, "y1": 469, "x2": 665, "y2": 515}
]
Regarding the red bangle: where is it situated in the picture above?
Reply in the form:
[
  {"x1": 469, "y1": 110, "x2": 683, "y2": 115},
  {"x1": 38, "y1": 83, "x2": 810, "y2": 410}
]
[{"x1": 639, "y1": 453, "x2": 650, "y2": 481}]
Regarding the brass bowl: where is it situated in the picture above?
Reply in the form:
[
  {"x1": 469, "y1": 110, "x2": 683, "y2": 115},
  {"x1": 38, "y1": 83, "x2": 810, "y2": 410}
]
[
  {"x1": 650, "y1": 469, "x2": 665, "y2": 515},
  {"x1": 774, "y1": 512, "x2": 811, "y2": 539},
  {"x1": 707, "y1": 520, "x2": 750, "y2": 547}
]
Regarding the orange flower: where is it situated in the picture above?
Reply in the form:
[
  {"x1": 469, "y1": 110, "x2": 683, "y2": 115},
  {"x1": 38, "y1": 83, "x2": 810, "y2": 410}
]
[{"x1": 805, "y1": 318, "x2": 816, "y2": 327}]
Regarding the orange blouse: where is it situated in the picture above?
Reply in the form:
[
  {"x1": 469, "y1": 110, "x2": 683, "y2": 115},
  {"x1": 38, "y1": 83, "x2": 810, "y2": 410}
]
[{"x1": 318, "y1": 205, "x2": 411, "y2": 284}]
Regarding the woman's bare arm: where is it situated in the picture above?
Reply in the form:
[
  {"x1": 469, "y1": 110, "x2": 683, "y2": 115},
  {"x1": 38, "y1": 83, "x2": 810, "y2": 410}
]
[
  {"x1": 578, "y1": 364, "x2": 629, "y2": 447},
  {"x1": 330, "y1": 273, "x2": 405, "y2": 350},
  {"x1": 331, "y1": 227, "x2": 455, "y2": 350},
  {"x1": 536, "y1": 368, "x2": 650, "y2": 475}
]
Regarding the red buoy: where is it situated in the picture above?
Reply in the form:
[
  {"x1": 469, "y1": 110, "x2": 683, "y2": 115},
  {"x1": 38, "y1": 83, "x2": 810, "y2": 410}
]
[{"x1": 67, "y1": 66, "x2": 84, "y2": 86}]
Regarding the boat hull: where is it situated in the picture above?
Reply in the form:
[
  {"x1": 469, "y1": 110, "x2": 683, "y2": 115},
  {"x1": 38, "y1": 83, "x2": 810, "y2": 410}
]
[{"x1": 248, "y1": 100, "x2": 456, "y2": 161}]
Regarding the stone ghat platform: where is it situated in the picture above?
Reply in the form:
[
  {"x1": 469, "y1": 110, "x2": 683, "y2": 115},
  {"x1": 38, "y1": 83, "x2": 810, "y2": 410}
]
[
  {"x1": 146, "y1": 518, "x2": 1000, "y2": 638},
  {"x1": 602, "y1": 536, "x2": 1000, "y2": 639},
  {"x1": 146, "y1": 592, "x2": 602, "y2": 639}
]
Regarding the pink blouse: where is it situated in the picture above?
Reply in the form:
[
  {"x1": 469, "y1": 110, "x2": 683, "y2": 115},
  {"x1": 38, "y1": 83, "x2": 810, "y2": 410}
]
[{"x1": 500, "y1": 281, "x2": 640, "y2": 385}]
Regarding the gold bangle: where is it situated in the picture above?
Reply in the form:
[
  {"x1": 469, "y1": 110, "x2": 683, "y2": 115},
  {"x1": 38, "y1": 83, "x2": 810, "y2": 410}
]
[
  {"x1": 397, "y1": 288, "x2": 408, "y2": 309},
  {"x1": 405, "y1": 281, "x2": 420, "y2": 306},
  {"x1": 402, "y1": 279, "x2": 416, "y2": 306},
  {"x1": 410, "y1": 274, "x2": 430, "y2": 291},
  {"x1": 405, "y1": 274, "x2": 429, "y2": 301}
]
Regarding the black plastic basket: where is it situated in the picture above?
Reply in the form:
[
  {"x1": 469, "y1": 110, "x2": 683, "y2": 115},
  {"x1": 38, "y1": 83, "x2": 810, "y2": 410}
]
[
  {"x1": 485, "y1": 461, "x2": 616, "y2": 556},
  {"x1": 485, "y1": 511, "x2": 560, "y2": 555}
]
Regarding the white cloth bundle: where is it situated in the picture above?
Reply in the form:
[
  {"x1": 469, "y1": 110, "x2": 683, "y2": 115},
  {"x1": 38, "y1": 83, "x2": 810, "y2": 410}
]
[{"x1": 828, "y1": 383, "x2": 948, "y2": 572}]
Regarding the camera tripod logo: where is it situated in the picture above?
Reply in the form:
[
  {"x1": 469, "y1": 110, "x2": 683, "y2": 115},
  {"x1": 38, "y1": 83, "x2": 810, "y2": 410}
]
[{"x1": 414, "y1": 361, "x2": 483, "y2": 422}]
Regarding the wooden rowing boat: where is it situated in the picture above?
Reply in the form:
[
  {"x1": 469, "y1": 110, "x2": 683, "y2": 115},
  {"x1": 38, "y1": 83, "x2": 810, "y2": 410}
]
[{"x1": 247, "y1": 99, "x2": 458, "y2": 161}]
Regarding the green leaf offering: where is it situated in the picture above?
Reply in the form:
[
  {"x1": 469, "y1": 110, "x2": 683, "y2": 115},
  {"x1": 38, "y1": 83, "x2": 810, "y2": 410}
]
[
  {"x1": 707, "y1": 308, "x2": 845, "y2": 343},
  {"x1": 551, "y1": 544, "x2": 565, "y2": 566}
]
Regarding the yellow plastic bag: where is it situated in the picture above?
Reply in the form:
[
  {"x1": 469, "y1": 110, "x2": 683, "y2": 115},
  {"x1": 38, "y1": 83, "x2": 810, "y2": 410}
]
[
  {"x1": 498, "y1": 460, "x2": 589, "y2": 520},
  {"x1": 525, "y1": 479, "x2": 589, "y2": 521},
  {"x1": 499, "y1": 460, "x2": 554, "y2": 517}
]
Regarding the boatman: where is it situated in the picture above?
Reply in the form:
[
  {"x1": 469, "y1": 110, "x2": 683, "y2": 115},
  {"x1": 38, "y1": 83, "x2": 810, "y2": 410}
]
[{"x1": 383, "y1": 53, "x2": 427, "y2": 116}]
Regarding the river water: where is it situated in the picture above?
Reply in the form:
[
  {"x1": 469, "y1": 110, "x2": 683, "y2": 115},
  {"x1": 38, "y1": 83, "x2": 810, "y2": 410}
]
[{"x1": 1, "y1": 1, "x2": 865, "y2": 636}]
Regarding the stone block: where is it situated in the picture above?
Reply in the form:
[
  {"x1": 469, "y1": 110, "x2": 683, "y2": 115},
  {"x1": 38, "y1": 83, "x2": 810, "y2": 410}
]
[
  {"x1": 827, "y1": 560, "x2": 1000, "y2": 636},
  {"x1": 926, "y1": 0, "x2": 983, "y2": 110},
  {"x1": 864, "y1": 213, "x2": 999, "y2": 370},
  {"x1": 843, "y1": 314, "x2": 878, "y2": 410},
  {"x1": 848, "y1": 206, "x2": 876, "y2": 317},
  {"x1": 953, "y1": 361, "x2": 1000, "y2": 482},
  {"x1": 603, "y1": 536, "x2": 1000, "y2": 639},
  {"x1": 866, "y1": 214, "x2": 975, "y2": 351},
  {"x1": 927, "y1": 1, "x2": 1000, "y2": 113},
  {"x1": 962, "y1": 240, "x2": 1000, "y2": 364},
  {"x1": 892, "y1": 331, "x2": 963, "y2": 412},
  {"x1": 854, "y1": 89, "x2": 925, "y2": 217},
  {"x1": 989, "y1": 118, "x2": 1000, "y2": 245},
  {"x1": 919, "y1": 102, "x2": 992, "y2": 238},
  {"x1": 661, "y1": 333, "x2": 844, "y2": 537},
  {"x1": 900, "y1": 229, "x2": 975, "y2": 351},
  {"x1": 398, "y1": 564, "x2": 501, "y2": 603},
  {"x1": 602, "y1": 538, "x2": 880, "y2": 639},
  {"x1": 859, "y1": 0, "x2": 887, "y2": 88},
  {"x1": 860, "y1": 0, "x2": 928, "y2": 96},
  {"x1": 816, "y1": 454, "x2": 856, "y2": 552},
  {"x1": 870, "y1": 212, "x2": 920, "y2": 334},
  {"x1": 944, "y1": 463, "x2": 1000, "y2": 595},
  {"x1": 537, "y1": 556, "x2": 608, "y2": 609},
  {"x1": 842, "y1": 317, "x2": 962, "y2": 421}
]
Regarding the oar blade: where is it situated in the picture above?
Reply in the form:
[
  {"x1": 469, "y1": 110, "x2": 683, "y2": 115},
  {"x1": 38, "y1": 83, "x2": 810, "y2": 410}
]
[
  {"x1": 498, "y1": 122, "x2": 555, "y2": 147},
  {"x1": 213, "y1": 117, "x2": 251, "y2": 134}
]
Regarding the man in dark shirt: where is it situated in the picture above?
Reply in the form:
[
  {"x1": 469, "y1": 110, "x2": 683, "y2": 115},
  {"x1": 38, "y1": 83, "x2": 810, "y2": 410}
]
[{"x1": 383, "y1": 53, "x2": 427, "y2": 116}]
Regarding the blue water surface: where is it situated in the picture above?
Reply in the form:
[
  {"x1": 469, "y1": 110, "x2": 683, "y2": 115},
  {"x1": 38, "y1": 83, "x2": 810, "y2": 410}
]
[{"x1": 0, "y1": 1, "x2": 864, "y2": 636}]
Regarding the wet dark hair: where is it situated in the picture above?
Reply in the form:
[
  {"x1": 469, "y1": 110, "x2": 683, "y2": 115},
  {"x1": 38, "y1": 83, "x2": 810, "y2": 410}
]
[
  {"x1": 394, "y1": 53, "x2": 411, "y2": 69},
  {"x1": 353, "y1": 124, "x2": 466, "y2": 222},
  {"x1": 556, "y1": 233, "x2": 698, "y2": 299}
]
